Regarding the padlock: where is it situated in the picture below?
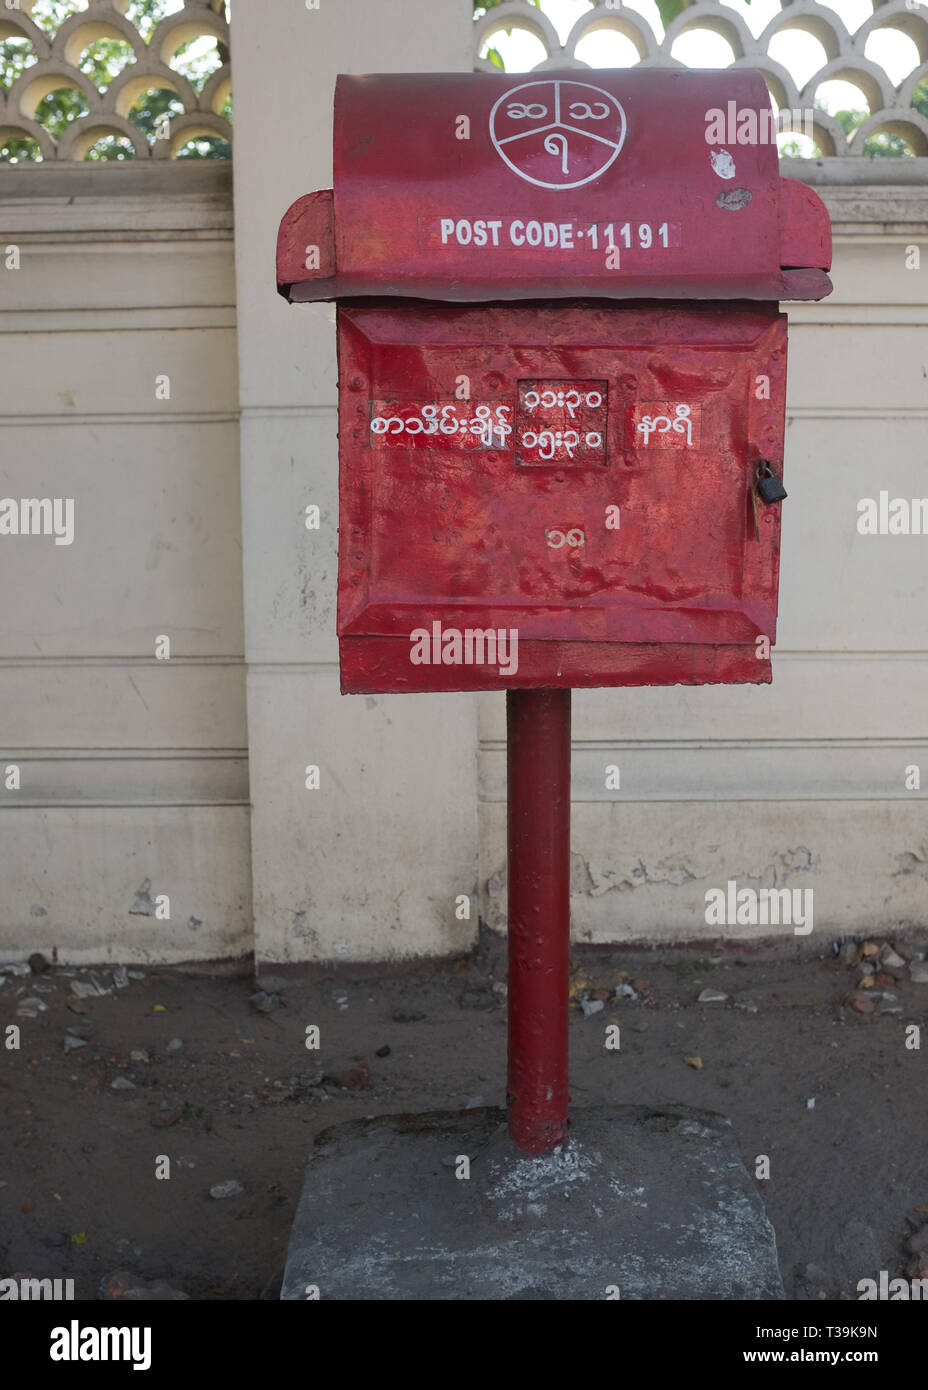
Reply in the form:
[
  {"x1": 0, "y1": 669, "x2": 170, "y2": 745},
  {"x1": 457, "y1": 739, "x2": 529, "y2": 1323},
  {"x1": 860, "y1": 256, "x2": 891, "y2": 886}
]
[{"x1": 756, "y1": 462, "x2": 787, "y2": 504}]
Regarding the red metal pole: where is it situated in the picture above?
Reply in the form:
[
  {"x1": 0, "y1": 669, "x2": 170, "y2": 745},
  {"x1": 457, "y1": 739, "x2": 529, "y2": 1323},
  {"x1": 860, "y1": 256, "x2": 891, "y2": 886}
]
[{"x1": 506, "y1": 687, "x2": 571, "y2": 1154}]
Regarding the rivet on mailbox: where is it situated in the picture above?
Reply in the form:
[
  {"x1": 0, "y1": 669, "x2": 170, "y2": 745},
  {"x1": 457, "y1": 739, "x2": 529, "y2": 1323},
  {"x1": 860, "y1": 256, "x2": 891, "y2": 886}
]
[{"x1": 277, "y1": 70, "x2": 832, "y2": 1155}]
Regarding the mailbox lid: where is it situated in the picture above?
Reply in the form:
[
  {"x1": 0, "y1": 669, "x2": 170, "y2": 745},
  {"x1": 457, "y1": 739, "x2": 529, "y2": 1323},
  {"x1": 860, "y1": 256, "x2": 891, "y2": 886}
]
[
  {"x1": 278, "y1": 69, "x2": 831, "y2": 304},
  {"x1": 336, "y1": 299, "x2": 785, "y2": 693}
]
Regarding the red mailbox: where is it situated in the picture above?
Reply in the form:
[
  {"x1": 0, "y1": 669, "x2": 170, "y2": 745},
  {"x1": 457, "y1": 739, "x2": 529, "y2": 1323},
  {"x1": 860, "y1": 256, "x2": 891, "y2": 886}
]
[
  {"x1": 278, "y1": 69, "x2": 831, "y2": 695},
  {"x1": 277, "y1": 69, "x2": 832, "y2": 1155}
]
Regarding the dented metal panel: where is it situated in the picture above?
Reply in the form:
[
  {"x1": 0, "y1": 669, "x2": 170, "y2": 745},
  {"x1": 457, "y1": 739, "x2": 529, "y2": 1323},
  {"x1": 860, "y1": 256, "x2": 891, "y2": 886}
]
[{"x1": 336, "y1": 300, "x2": 786, "y2": 693}]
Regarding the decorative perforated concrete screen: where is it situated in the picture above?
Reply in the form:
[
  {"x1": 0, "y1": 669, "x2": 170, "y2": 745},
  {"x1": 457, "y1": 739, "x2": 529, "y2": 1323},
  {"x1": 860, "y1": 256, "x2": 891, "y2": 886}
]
[
  {"x1": 0, "y1": 0, "x2": 231, "y2": 160},
  {"x1": 473, "y1": 0, "x2": 928, "y2": 159}
]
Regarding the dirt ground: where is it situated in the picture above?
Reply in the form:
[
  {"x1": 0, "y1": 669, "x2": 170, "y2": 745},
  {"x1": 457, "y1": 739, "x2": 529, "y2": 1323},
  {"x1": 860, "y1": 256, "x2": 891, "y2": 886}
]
[{"x1": 3, "y1": 929, "x2": 927, "y2": 1301}]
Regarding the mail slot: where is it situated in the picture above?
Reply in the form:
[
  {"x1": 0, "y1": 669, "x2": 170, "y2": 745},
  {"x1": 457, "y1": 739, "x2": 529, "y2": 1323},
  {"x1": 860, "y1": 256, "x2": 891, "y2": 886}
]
[{"x1": 277, "y1": 69, "x2": 832, "y2": 695}]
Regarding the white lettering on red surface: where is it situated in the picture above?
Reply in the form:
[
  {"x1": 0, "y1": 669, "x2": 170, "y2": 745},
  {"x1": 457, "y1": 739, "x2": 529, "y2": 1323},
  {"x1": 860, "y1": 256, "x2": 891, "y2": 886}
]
[
  {"x1": 633, "y1": 403, "x2": 698, "y2": 448},
  {"x1": 369, "y1": 383, "x2": 612, "y2": 466},
  {"x1": 433, "y1": 217, "x2": 680, "y2": 253},
  {"x1": 517, "y1": 380, "x2": 608, "y2": 467},
  {"x1": 370, "y1": 402, "x2": 512, "y2": 449}
]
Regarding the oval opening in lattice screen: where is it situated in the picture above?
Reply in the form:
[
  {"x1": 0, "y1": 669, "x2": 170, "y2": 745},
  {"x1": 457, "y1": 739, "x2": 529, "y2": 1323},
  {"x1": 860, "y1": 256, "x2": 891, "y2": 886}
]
[
  {"x1": 669, "y1": 29, "x2": 737, "y2": 70},
  {"x1": 175, "y1": 133, "x2": 230, "y2": 159},
  {"x1": 574, "y1": 30, "x2": 642, "y2": 70},
  {"x1": 767, "y1": 30, "x2": 828, "y2": 93},
  {"x1": 864, "y1": 29, "x2": 922, "y2": 90},
  {"x1": 73, "y1": 38, "x2": 136, "y2": 91},
  {"x1": 480, "y1": 28, "x2": 548, "y2": 73},
  {"x1": 170, "y1": 34, "x2": 224, "y2": 92},
  {"x1": 0, "y1": 135, "x2": 44, "y2": 163},
  {"x1": 125, "y1": 87, "x2": 184, "y2": 139},
  {"x1": 83, "y1": 133, "x2": 137, "y2": 160}
]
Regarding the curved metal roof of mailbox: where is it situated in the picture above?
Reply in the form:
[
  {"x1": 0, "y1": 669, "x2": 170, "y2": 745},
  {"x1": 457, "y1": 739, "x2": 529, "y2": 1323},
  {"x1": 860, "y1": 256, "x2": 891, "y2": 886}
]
[{"x1": 277, "y1": 69, "x2": 832, "y2": 305}]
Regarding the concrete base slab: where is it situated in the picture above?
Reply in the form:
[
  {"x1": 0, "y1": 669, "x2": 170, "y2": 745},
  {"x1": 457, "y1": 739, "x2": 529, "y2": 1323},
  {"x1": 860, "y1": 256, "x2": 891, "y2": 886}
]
[{"x1": 281, "y1": 1104, "x2": 784, "y2": 1300}]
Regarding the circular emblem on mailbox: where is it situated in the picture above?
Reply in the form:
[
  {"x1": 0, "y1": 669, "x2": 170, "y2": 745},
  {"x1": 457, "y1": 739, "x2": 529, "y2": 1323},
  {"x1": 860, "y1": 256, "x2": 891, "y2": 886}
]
[{"x1": 489, "y1": 79, "x2": 626, "y2": 191}]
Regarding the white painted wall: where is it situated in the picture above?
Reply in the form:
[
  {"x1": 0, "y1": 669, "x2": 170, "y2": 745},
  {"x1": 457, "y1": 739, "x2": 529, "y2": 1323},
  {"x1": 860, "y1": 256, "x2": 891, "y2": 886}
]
[
  {"x1": 229, "y1": 0, "x2": 479, "y2": 966},
  {"x1": 1, "y1": 0, "x2": 925, "y2": 963},
  {"x1": 0, "y1": 164, "x2": 251, "y2": 964}
]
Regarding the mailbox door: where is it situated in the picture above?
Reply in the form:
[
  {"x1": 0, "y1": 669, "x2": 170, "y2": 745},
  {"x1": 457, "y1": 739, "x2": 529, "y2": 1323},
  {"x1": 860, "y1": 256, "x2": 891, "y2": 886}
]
[{"x1": 337, "y1": 300, "x2": 786, "y2": 694}]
